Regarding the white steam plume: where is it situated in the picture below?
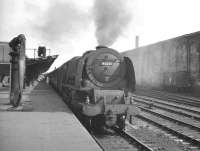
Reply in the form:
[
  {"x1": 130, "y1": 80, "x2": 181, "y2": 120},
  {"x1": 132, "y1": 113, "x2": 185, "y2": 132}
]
[{"x1": 31, "y1": 1, "x2": 92, "y2": 42}]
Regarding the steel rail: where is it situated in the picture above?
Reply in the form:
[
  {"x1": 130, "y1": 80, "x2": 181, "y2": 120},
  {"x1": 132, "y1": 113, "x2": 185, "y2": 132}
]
[
  {"x1": 149, "y1": 92, "x2": 200, "y2": 106},
  {"x1": 113, "y1": 127, "x2": 154, "y2": 151},
  {"x1": 143, "y1": 89, "x2": 200, "y2": 103},
  {"x1": 136, "y1": 114, "x2": 200, "y2": 147},
  {"x1": 133, "y1": 96, "x2": 200, "y2": 121},
  {"x1": 132, "y1": 94, "x2": 200, "y2": 115},
  {"x1": 90, "y1": 134, "x2": 106, "y2": 151},
  {"x1": 139, "y1": 107, "x2": 200, "y2": 132},
  {"x1": 135, "y1": 91, "x2": 200, "y2": 107}
]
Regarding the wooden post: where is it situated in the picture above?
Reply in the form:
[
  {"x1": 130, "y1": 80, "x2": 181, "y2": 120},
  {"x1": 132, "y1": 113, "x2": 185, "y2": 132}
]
[
  {"x1": 9, "y1": 34, "x2": 26, "y2": 107},
  {"x1": 129, "y1": 96, "x2": 134, "y2": 124}
]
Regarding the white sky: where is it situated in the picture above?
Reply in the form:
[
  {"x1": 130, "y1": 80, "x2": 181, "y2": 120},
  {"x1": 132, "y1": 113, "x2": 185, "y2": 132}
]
[{"x1": 1, "y1": 0, "x2": 200, "y2": 71}]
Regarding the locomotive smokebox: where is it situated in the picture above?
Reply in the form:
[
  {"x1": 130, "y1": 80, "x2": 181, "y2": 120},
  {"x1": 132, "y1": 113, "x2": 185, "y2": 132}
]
[{"x1": 96, "y1": 45, "x2": 108, "y2": 50}]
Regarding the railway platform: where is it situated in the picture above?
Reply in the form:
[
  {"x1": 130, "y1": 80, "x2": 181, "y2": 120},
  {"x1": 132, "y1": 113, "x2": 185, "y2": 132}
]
[{"x1": 0, "y1": 81, "x2": 102, "y2": 151}]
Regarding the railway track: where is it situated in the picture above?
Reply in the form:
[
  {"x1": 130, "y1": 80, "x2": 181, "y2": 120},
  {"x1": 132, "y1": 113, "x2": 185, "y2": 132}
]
[
  {"x1": 72, "y1": 107, "x2": 154, "y2": 151},
  {"x1": 139, "y1": 106, "x2": 200, "y2": 132},
  {"x1": 113, "y1": 127, "x2": 154, "y2": 151},
  {"x1": 128, "y1": 117, "x2": 200, "y2": 151},
  {"x1": 141, "y1": 89, "x2": 200, "y2": 103},
  {"x1": 131, "y1": 94, "x2": 200, "y2": 137},
  {"x1": 92, "y1": 125, "x2": 183, "y2": 151},
  {"x1": 135, "y1": 89, "x2": 200, "y2": 107},
  {"x1": 128, "y1": 103, "x2": 200, "y2": 148},
  {"x1": 132, "y1": 94, "x2": 200, "y2": 118},
  {"x1": 90, "y1": 118, "x2": 200, "y2": 151},
  {"x1": 128, "y1": 90, "x2": 200, "y2": 149},
  {"x1": 91, "y1": 129, "x2": 153, "y2": 151},
  {"x1": 116, "y1": 121, "x2": 199, "y2": 151},
  {"x1": 136, "y1": 113, "x2": 200, "y2": 148}
]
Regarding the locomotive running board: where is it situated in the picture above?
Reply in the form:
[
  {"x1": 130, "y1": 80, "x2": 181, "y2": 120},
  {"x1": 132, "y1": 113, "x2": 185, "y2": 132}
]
[
  {"x1": 104, "y1": 104, "x2": 140, "y2": 116},
  {"x1": 82, "y1": 103, "x2": 140, "y2": 117},
  {"x1": 82, "y1": 89, "x2": 140, "y2": 117}
]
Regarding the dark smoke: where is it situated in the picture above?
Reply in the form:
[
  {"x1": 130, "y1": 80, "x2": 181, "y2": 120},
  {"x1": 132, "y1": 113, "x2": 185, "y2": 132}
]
[
  {"x1": 31, "y1": 1, "x2": 91, "y2": 42},
  {"x1": 93, "y1": 0, "x2": 132, "y2": 46}
]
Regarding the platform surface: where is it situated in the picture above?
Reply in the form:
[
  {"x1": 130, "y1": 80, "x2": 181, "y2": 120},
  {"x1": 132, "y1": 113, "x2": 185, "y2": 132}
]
[{"x1": 0, "y1": 82, "x2": 102, "y2": 151}]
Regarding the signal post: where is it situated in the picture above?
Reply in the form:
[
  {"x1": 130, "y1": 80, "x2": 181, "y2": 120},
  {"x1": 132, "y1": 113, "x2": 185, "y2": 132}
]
[{"x1": 9, "y1": 34, "x2": 26, "y2": 107}]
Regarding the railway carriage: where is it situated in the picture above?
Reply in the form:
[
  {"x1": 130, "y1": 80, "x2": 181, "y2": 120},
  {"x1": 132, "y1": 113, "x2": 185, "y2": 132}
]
[{"x1": 49, "y1": 46, "x2": 140, "y2": 130}]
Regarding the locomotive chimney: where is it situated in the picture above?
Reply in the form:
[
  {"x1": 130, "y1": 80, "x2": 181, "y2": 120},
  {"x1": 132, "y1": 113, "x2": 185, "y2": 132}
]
[
  {"x1": 96, "y1": 45, "x2": 108, "y2": 50},
  {"x1": 135, "y1": 35, "x2": 139, "y2": 48}
]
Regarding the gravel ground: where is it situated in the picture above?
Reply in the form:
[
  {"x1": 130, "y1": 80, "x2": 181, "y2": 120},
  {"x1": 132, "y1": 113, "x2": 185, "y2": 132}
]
[
  {"x1": 140, "y1": 110, "x2": 200, "y2": 139},
  {"x1": 130, "y1": 116, "x2": 200, "y2": 151},
  {"x1": 94, "y1": 132, "x2": 139, "y2": 151},
  {"x1": 90, "y1": 116, "x2": 200, "y2": 151},
  {"x1": 131, "y1": 114, "x2": 199, "y2": 151}
]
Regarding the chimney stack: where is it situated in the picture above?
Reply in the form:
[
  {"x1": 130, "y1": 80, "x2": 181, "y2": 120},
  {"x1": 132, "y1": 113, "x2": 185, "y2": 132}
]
[{"x1": 135, "y1": 35, "x2": 139, "y2": 48}]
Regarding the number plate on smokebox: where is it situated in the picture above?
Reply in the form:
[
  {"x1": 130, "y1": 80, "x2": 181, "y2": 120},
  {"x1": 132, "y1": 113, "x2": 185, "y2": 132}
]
[{"x1": 100, "y1": 62, "x2": 113, "y2": 66}]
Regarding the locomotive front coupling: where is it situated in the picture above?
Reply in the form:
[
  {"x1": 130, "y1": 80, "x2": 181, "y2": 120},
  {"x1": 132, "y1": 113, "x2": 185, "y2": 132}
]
[{"x1": 81, "y1": 90, "x2": 140, "y2": 117}]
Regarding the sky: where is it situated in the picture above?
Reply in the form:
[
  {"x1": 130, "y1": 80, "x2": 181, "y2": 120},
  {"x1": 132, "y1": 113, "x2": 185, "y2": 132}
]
[{"x1": 1, "y1": 0, "x2": 200, "y2": 71}]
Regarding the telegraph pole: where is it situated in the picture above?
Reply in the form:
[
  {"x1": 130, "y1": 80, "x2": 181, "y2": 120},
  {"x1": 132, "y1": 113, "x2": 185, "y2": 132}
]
[{"x1": 9, "y1": 34, "x2": 26, "y2": 107}]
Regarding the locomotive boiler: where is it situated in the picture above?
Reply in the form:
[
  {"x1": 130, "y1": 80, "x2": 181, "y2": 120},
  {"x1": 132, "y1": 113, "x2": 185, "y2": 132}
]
[{"x1": 49, "y1": 46, "x2": 140, "y2": 130}]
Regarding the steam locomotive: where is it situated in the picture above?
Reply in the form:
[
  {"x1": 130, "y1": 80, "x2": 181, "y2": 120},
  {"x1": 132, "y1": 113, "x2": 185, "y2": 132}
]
[{"x1": 48, "y1": 46, "x2": 140, "y2": 130}]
